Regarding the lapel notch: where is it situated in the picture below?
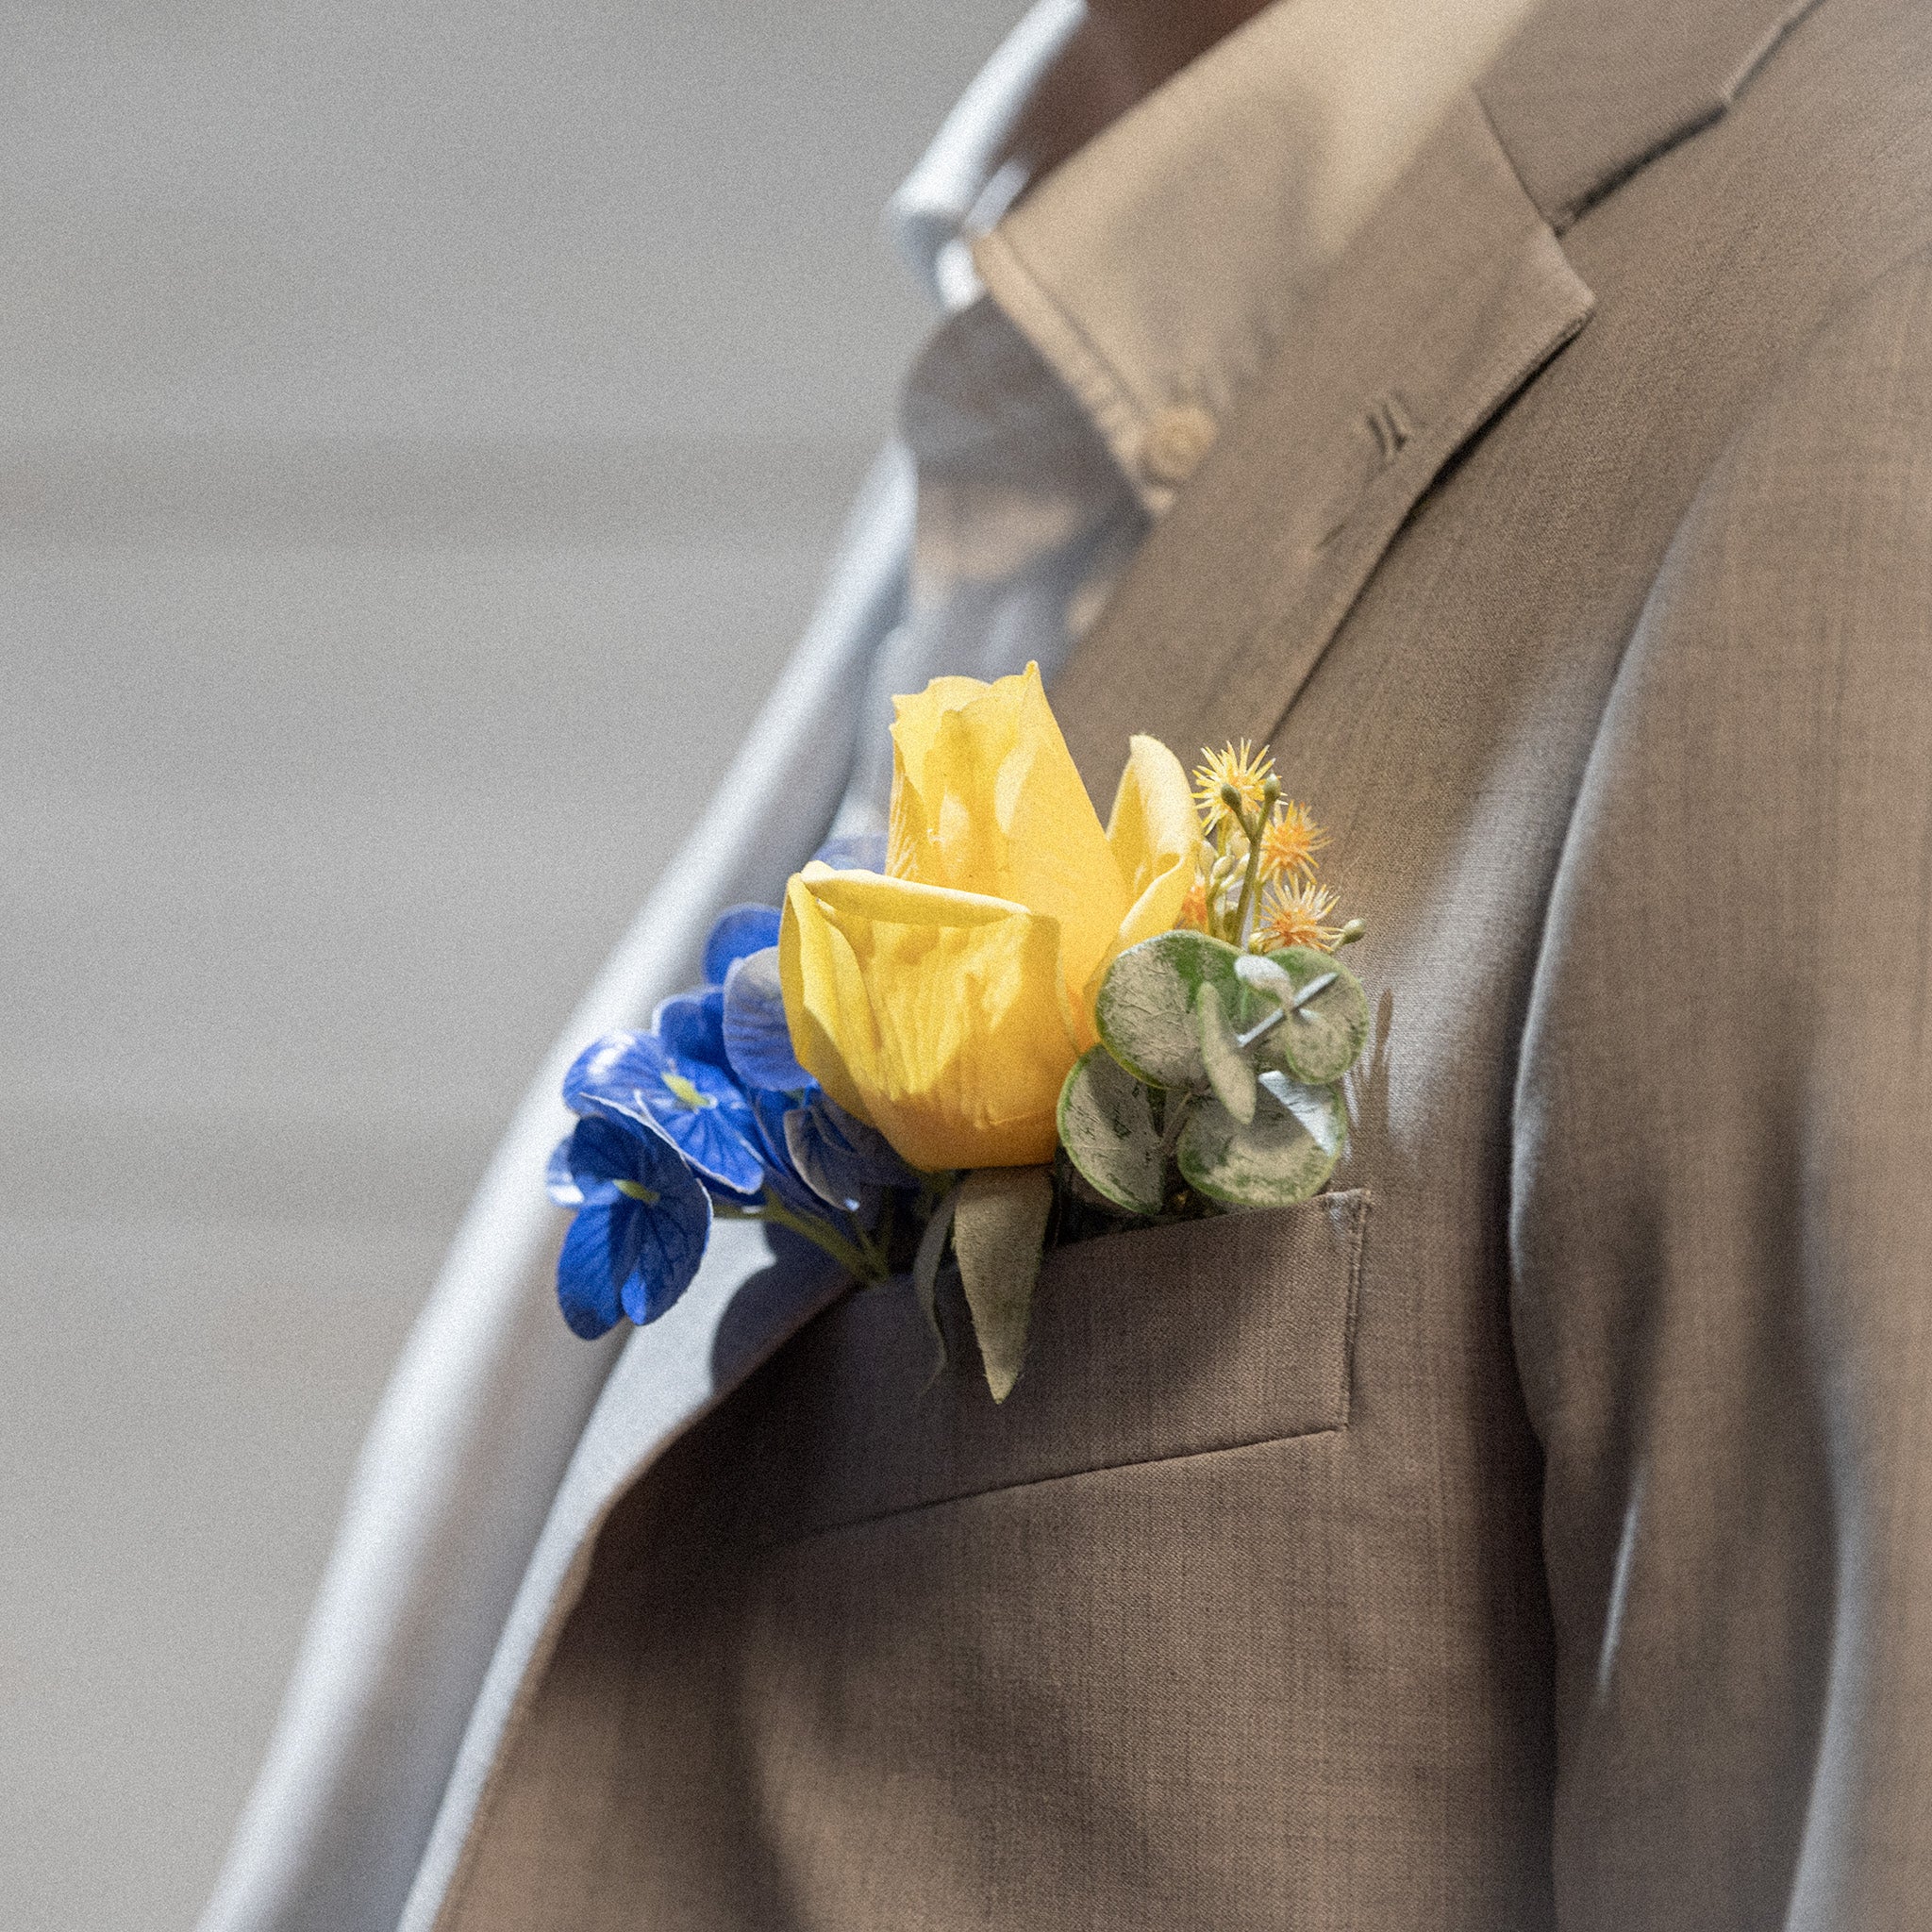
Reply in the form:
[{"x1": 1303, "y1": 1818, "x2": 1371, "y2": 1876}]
[
  {"x1": 1477, "y1": 0, "x2": 1828, "y2": 230},
  {"x1": 1055, "y1": 92, "x2": 1593, "y2": 793},
  {"x1": 1055, "y1": 0, "x2": 1835, "y2": 794}
]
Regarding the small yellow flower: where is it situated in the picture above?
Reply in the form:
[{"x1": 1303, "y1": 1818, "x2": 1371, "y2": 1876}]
[
  {"x1": 1178, "y1": 879, "x2": 1211, "y2": 930},
  {"x1": 1193, "y1": 740, "x2": 1274, "y2": 837},
  {"x1": 1258, "y1": 876, "x2": 1345, "y2": 953},
  {"x1": 1258, "y1": 801, "x2": 1328, "y2": 883}
]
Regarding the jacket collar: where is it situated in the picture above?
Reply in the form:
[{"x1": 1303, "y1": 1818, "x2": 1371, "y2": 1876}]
[
  {"x1": 1477, "y1": 0, "x2": 1827, "y2": 230},
  {"x1": 1049, "y1": 88, "x2": 1593, "y2": 790},
  {"x1": 1041, "y1": 0, "x2": 1824, "y2": 791},
  {"x1": 970, "y1": 0, "x2": 1548, "y2": 516}
]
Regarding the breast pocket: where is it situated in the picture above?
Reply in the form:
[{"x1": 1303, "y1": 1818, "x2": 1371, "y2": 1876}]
[{"x1": 733, "y1": 1189, "x2": 1371, "y2": 1544}]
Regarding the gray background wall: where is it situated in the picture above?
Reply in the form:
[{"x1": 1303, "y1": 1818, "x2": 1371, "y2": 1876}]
[{"x1": 0, "y1": 4, "x2": 1025, "y2": 1926}]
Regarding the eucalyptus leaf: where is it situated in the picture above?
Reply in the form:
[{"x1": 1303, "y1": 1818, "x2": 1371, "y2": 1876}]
[
  {"x1": 1247, "y1": 945, "x2": 1371, "y2": 1086},
  {"x1": 1176, "y1": 1075, "x2": 1345, "y2": 1208},
  {"x1": 1232, "y1": 949, "x2": 1297, "y2": 1012},
  {"x1": 1057, "y1": 1046, "x2": 1166, "y2": 1216},
  {"x1": 1257, "y1": 1070, "x2": 1345, "y2": 1157},
  {"x1": 952, "y1": 1166, "x2": 1055, "y2": 1402},
  {"x1": 1196, "y1": 981, "x2": 1257, "y2": 1124},
  {"x1": 1094, "y1": 930, "x2": 1255, "y2": 1090}
]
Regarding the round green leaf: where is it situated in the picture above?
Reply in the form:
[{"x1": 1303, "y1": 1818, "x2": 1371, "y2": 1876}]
[
  {"x1": 1245, "y1": 945, "x2": 1370, "y2": 1086},
  {"x1": 1057, "y1": 1046, "x2": 1166, "y2": 1216},
  {"x1": 1175, "y1": 1074, "x2": 1345, "y2": 1208},
  {"x1": 1094, "y1": 930, "x2": 1255, "y2": 1089},
  {"x1": 1196, "y1": 980, "x2": 1257, "y2": 1124}
]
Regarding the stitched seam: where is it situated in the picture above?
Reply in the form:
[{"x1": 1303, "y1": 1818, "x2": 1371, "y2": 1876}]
[
  {"x1": 1473, "y1": 75, "x2": 1553, "y2": 226},
  {"x1": 1729, "y1": 0, "x2": 1831, "y2": 108},
  {"x1": 1337, "y1": 1186, "x2": 1372, "y2": 1428},
  {"x1": 757, "y1": 1422, "x2": 1352, "y2": 1552},
  {"x1": 758, "y1": 1189, "x2": 1374, "y2": 1549},
  {"x1": 1551, "y1": 109, "x2": 1722, "y2": 232}
]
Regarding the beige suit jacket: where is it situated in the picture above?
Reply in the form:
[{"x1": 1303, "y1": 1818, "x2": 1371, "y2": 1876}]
[{"x1": 410, "y1": 0, "x2": 1932, "y2": 1924}]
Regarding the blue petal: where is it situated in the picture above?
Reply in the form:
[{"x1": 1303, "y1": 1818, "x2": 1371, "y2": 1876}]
[
  {"x1": 561, "y1": 1109, "x2": 671, "y2": 1188},
  {"x1": 658, "y1": 1096, "x2": 766, "y2": 1197},
  {"x1": 747, "y1": 1084, "x2": 806, "y2": 1173},
  {"x1": 786, "y1": 1091, "x2": 921, "y2": 1208},
  {"x1": 556, "y1": 1199, "x2": 632, "y2": 1339},
  {"x1": 813, "y1": 831, "x2": 888, "y2": 873},
  {"x1": 702, "y1": 904, "x2": 783, "y2": 987},
  {"x1": 784, "y1": 1111, "x2": 871, "y2": 1215},
  {"x1": 746, "y1": 1086, "x2": 831, "y2": 1219},
  {"x1": 545, "y1": 1133, "x2": 584, "y2": 1208},
  {"x1": 562, "y1": 1030, "x2": 664, "y2": 1124},
  {"x1": 566, "y1": 1028, "x2": 766, "y2": 1195},
  {"x1": 615, "y1": 1174, "x2": 712, "y2": 1326},
  {"x1": 654, "y1": 986, "x2": 728, "y2": 1070},
  {"x1": 722, "y1": 946, "x2": 812, "y2": 1093},
  {"x1": 553, "y1": 1117, "x2": 714, "y2": 1337}
]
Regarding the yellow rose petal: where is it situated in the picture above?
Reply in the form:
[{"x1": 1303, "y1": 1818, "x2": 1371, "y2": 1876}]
[
  {"x1": 887, "y1": 663, "x2": 1125, "y2": 1010},
  {"x1": 780, "y1": 862, "x2": 1077, "y2": 1173},
  {"x1": 1106, "y1": 732, "x2": 1202, "y2": 949},
  {"x1": 1065, "y1": 732, "x2": 1204, "y2": 1038}
]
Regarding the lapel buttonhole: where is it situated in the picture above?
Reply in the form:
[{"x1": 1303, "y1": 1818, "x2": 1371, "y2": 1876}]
[{"x1": 1315, "y1": 393, "x2": 1417, "y2": 551}]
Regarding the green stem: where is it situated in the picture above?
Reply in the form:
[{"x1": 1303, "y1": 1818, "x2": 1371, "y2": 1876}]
[
  {"x1": 713, "y1": 1191, "x2": 881, "y2": 1281},
  {"x1": 854, "y1": 1190, "x2": 896, "y2": 1276},
  {"x1": 1229, "y1": 788, "x2": 1274, "y2": 947},
  {"x1": 1207, "y1": 849, "x2": 1238, "y2": 942}
]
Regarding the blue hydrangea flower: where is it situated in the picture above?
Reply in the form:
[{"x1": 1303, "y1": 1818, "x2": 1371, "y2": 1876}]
[
  {"x1": 784, "y1": 1089, "x2": 920, "y2": 1214},
  {"x1": 812, "y1": 831, "x2": 888, "y2": 873},
  {"x1": 702, "y1": 903, "x2": 782, "y2": 987},
  {"x1": 653, "y1": 984, "x2": 727, "y2": 1071},
  {"x1": 546, "y1": 1111, "x2": 711, "y2": 1337},
  {"x1": 563, "y1": 1030, "x2": 766, "y2": 1197},
  {"x1": 721, "y1": 945, "x2": 813, "y2": 1093},
  {"x1": 553, "y1": 883, "x2": 920, "y2": 1344}
]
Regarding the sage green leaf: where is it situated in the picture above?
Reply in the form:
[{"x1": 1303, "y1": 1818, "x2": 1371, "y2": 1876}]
[
  {"x1": 1196, "y1": 980, "x2": 1257, "y2": 1124},
  {"x1": 1257, "y1": 1070, "x2": 1345, "y2": 1156},
  {"x1": 1057, "y1": 1046, "x2": 1166, "y2": 1216},
  {"x1": 910, "y1": 1177, "x2": 963, "y2": 1379},
  {"x1": 1244, "y1": 944, "x2": 1371, "y2": 1086},
  {"x1": 952, "y1": 1165, "x2": 1055, "y2": 1402},
  {"x1": 1176, "y1": 1074, "x2": 1345, "y2": 1208},
  {"x1": 1094, "y1": 929, "x2": 1250, "y2": 1089}
]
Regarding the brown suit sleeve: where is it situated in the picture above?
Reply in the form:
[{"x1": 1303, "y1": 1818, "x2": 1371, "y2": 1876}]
[{"x1": 1510, "y1": 252, "x2": 1932, "y2": 1929}]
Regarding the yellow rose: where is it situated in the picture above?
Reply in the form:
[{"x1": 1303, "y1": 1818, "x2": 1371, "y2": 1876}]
[{"x1": 779, "y1": 664, "x2": 1199, "y2": 1171}]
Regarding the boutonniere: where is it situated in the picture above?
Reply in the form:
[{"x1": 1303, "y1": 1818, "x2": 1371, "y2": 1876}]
[{"x1": 549, "y1": 664, "x2": 1367, "y2": 1399}]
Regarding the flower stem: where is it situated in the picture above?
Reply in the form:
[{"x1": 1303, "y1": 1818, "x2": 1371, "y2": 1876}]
[
  {"x1": 713, "y1": 1191, "x2": 882, "y2": 1281},
  {"x1": 1230, "y1": 778, "x2": 1277, "y2": 947},
  {"x1": 852, "y1": 1191, "x2": 895, "y2": 1277}
]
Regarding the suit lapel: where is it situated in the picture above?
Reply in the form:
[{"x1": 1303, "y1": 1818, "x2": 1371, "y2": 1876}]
[
  {"x1": 1053, "y1": 0, "x2": 1829, "y2": 796},
  {"x1": 1054, "y1": 91, "x2": 1593, "y2": 794},
  {"x1": 1477, "y1": 0, "x2": 1827, "y2": 229},
  {"x1": 406, "y1": 1224, "x2": 851, "y2": 1930}
]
